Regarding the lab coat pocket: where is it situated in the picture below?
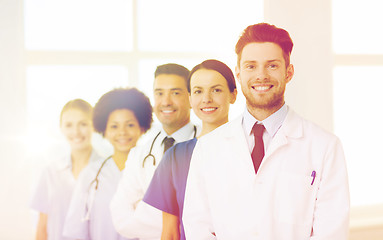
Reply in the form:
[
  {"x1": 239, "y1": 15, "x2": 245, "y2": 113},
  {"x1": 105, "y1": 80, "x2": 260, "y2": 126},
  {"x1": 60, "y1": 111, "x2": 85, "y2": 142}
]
[{"x1": 276, "y1": 172, "x2": 317, "y2": 226}]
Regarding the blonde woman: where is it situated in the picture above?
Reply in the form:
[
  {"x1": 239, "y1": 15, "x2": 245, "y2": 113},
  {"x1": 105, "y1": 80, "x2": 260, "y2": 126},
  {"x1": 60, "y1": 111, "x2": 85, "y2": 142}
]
[{"x1": 30, "y1": 99, "x2": 102, "y2": 240}]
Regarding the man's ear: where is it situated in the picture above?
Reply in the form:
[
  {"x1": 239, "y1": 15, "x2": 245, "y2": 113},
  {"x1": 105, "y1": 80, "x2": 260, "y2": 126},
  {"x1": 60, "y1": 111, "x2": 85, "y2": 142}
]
[
  {"x1": 286, "y1": 64, "x2": 294, "y2": 83},
  {"x1": 188, "y1": 94, "x2": 192, "y2": 109}
]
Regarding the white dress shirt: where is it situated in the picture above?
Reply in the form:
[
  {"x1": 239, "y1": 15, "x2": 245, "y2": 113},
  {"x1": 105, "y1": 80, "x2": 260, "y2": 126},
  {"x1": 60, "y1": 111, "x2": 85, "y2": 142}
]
[
  {"x1": 110, "y1": 122, "x2": 197, "y2": 240},
  {"x1": 242, "y1": 104, "x2": 288, "y2": 152}
]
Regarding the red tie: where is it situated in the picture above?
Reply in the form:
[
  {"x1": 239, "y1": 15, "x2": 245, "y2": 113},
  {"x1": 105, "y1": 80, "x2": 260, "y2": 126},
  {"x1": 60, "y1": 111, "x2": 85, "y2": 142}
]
[{"x1": 251, "y1": 124, "x2": 265, "y2": 173}]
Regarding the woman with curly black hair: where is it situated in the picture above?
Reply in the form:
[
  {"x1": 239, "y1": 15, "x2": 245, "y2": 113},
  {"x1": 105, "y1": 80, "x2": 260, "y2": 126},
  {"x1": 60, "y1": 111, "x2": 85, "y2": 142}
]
[{"x1": 63, "y1": 88, "x2": 153, "y2": 240}]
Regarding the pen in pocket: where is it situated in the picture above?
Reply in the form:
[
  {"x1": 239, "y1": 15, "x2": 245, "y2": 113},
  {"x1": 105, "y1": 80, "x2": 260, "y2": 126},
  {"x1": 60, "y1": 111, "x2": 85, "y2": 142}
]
[{"x1": 311, "y1": 171, "x2": 316, "y2": 185}]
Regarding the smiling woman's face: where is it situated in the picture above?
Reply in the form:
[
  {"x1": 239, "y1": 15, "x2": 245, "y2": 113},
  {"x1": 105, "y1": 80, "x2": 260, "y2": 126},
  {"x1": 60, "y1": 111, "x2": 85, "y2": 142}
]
[
  {"x1": 189, "y1": 69, "x2": 236, "y2": 127},
  {"x1": 104, "y1": 109, "x2": 143, "y2": 155},
  {"x1": 60, "y1": 108, "x2": 93, "y2": 151}
]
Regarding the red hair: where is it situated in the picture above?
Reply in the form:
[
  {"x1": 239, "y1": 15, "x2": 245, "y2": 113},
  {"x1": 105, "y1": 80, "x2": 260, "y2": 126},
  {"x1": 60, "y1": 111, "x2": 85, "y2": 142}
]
[{"x1": 235, "y1": 23, "x2": 293, "y2": 67}]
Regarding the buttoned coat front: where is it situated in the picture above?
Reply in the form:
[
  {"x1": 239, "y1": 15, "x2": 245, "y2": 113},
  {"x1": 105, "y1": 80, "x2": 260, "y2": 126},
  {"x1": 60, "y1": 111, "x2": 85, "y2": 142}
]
[{"x1": 183, "y1": 108, "x2": 350, "y2": 240}]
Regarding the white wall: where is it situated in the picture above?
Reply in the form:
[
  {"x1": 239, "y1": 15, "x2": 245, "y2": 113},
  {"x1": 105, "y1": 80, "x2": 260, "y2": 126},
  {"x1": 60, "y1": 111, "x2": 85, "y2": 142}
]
[
  {"x1": 264, "y1": 0, "x2": 333, "y2": 132},
  {"x1": 0, "y1": 1, "x2": 26, "y2": 134},
  {"x1": 0, "y1": 0, "x2": 36, "y2": 239}
]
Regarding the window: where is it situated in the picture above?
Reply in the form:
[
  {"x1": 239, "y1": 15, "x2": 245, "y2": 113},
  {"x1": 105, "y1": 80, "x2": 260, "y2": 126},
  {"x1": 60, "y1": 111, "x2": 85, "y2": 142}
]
[
  {"x1": 333, "y1": 0, "x2": 383, "y2": 206},
  {"x1": 24, "y1": 0, "x2": 134, "y2": 51},
  {"x1": 26, "y1": 65, "x2": 129, "y2": 136},
  {"x1": 24, "y1": 0, "x2": 263, "y2": 159}
]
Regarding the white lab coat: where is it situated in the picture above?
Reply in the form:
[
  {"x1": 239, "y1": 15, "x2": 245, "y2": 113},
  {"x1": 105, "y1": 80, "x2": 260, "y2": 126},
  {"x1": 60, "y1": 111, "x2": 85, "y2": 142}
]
[
  {"x1": 183, "y1": 108, "x2": 350, "y2": 240},
  {"x1": 110, "y1": 123, "x2": 197, "y2": 240},
  {"x1": 30, "y1": 149, "x2": 102, "y2": 240},
  {"x1": 63, "y1": 157, "x2": 132, "y2": 240}
]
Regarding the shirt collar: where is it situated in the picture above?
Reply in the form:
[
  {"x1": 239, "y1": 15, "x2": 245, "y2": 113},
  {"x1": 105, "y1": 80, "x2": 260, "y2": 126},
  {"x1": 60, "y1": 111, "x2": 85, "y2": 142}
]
[
  {"x1": 161, "y1": 122, "x2": 195, "y2": 145},
  {"x1": 243, "y1": 104, "x2": 288, "y2": 137},
  {"x1": 57, "y1": 153, "x2": 72, "y2": 171},
  {"x1": 57, "y1": 149, "x2": 101, "y2": 171}
]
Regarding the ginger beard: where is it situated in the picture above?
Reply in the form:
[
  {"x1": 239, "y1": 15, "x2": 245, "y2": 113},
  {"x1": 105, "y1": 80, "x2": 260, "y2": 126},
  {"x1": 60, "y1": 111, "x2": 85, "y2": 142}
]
[{"x1": 236, "y1": 42, "x2": 293, "y2": 115}]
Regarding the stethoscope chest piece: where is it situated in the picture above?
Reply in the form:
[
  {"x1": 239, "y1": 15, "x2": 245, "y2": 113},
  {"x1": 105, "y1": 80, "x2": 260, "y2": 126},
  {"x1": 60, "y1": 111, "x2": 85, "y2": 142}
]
[
  {"x1": 142, "y1": 153, "x2": 156, "y2": 167},
  {"x1": 142, "y1": 131, "x2": 161, "y2": 167}
]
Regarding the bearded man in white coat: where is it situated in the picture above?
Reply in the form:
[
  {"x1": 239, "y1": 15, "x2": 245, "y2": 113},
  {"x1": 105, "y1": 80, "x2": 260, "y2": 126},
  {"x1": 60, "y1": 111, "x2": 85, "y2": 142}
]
[{"x1": 183, "y1": 23, "x2": 350, "y2": 240}]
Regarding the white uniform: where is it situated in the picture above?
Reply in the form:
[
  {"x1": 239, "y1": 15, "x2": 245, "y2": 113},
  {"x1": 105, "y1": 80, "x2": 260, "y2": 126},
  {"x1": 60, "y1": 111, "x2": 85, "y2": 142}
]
[
  {"x1": 183, "y1": 107, "x2": 350, "y2": 240},
  {"x1": 110, "y1": 123, "x2": 197, "y2": 240},
  {"x1": 63, "y1": 157, "x2": 133, "y2": 240},
  {"x1": 30, "y1": 150, "x2": 101, "y2": 240}
]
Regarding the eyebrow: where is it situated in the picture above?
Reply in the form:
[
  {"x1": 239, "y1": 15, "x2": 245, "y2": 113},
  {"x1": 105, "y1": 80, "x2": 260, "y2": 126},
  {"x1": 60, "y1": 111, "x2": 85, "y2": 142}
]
[
  {"x1": 243, "y1": 59, "x2": 282, "y2": 64},
  {"x1": 154, "y1": 88, "x2": 185, "y2": 92},
  {"x1": 109, "y1": 119, "x2": 135, "y2": 124},
  {"x1": 193, "y1": 84, "x2": 224, "y2": 89},
  {"x1": 267, "y1": 59, "x2": 283, "y2": 63},
  {"x1": 211, "y1": 84, "x2": 224, "y2": 88}
]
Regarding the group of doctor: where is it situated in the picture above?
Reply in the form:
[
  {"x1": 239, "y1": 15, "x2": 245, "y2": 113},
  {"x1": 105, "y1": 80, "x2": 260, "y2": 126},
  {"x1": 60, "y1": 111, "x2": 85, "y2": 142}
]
[{"x1": 30, "y1": 22, "x2": 350, "y2": 240}]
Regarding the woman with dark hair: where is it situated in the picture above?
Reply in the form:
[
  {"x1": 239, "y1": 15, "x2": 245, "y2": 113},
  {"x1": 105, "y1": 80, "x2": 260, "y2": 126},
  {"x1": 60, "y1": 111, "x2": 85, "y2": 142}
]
[
  {"x1": 143, "y1": 59, "x2": 237, "y2": 240},
  {"x1": 63, "y1": 88, "x2": 153, "y2": 240}
]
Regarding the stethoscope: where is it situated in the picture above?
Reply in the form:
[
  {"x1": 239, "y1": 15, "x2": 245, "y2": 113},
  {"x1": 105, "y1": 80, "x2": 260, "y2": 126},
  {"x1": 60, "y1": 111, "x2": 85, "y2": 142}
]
[
  {"x1": 82, "y1": 155, "x2": 112, "y2": 221},
  {"x1": 82, "y1": 126, "x2": 197, "y2": 220},
  {"x1": 142, "y1": 125, "x2": 197, "y2": 167}
]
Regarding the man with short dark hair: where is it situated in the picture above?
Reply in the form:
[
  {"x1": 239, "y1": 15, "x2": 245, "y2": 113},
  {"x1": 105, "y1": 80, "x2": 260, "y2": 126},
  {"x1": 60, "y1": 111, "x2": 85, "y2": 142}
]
[{"x1": 111, "y1": 63, "x2": 197, "y2": 240}]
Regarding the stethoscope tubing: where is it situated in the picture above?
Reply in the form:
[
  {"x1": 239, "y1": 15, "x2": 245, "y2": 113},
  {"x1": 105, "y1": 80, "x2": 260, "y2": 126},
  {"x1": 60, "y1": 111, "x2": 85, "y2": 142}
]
[
  {"x1": 142, "y1": 132, "x2": 161, "y2": 167},
  {"x1": 142, "y1": 126, "x2": 197, "y2": 167},
  {"x1": 83, "y1": 125, "x2": 197, "y2": 220},
  {"x1": 83, "y1": 155, "x2": 112, "y2": 221}
]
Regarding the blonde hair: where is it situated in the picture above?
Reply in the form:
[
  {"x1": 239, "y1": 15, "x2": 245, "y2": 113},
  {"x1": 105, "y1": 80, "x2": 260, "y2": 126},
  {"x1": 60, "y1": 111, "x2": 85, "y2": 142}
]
[{"x1": 60, "y1": 99, "x2": 93, "y2": 124}]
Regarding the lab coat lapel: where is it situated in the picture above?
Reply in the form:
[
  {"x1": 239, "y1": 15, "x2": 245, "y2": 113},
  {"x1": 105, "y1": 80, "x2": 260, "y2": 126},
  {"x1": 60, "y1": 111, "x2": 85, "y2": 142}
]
[
  {"x1": 218, "y1": 110, "x2": 304, "y2": 174},
  {"x1": 264, "y1": 109, "x2": 303, "y2": 161},
  {"x1": 223, "y1": 117, "x2": 255, "y2": 175}
]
